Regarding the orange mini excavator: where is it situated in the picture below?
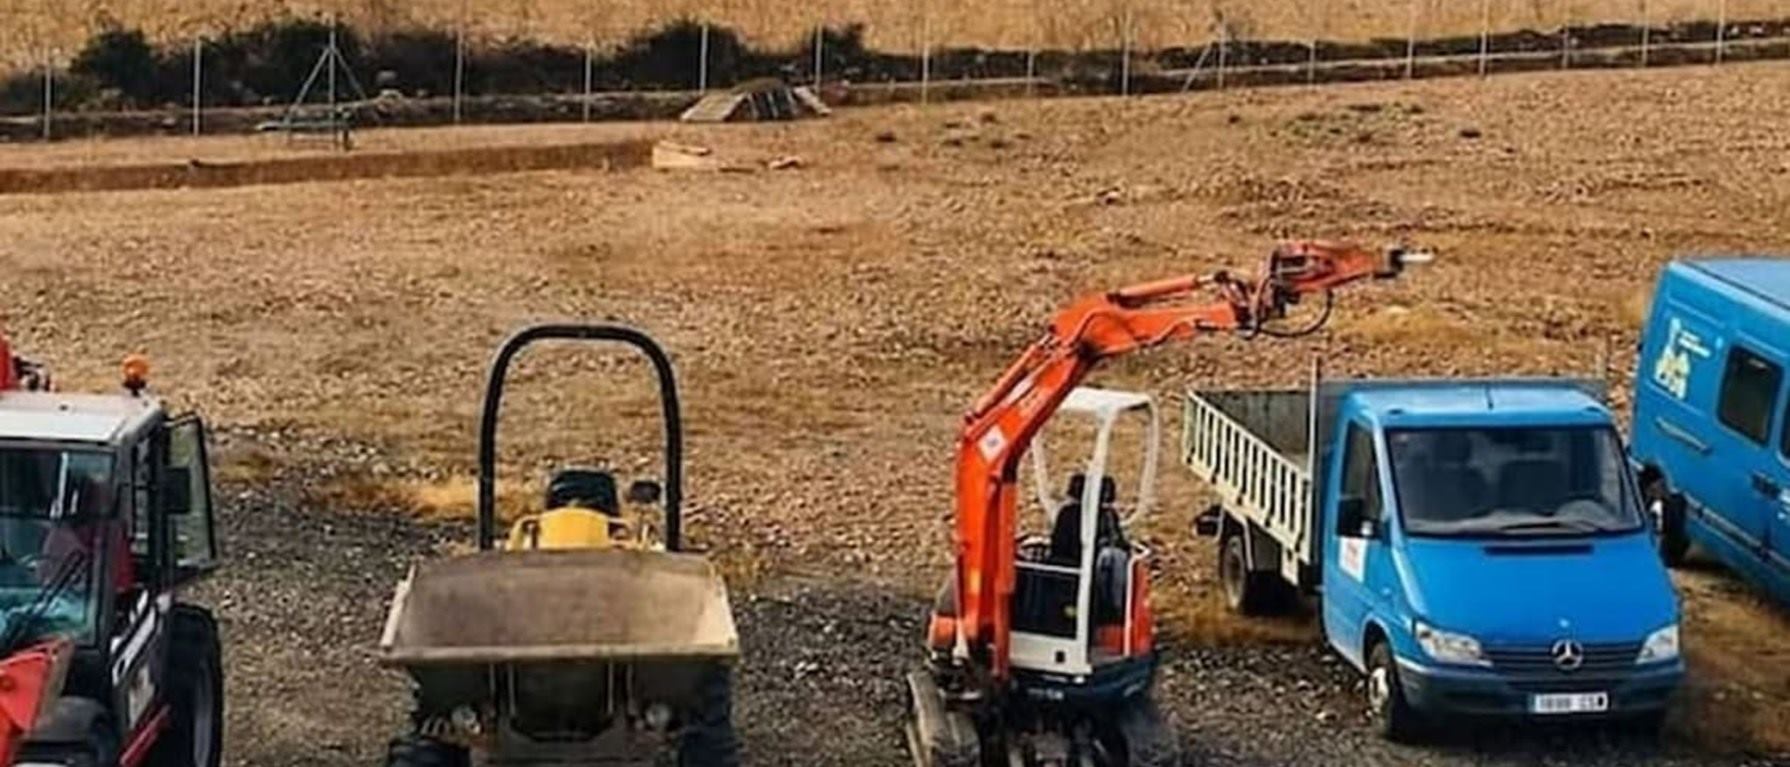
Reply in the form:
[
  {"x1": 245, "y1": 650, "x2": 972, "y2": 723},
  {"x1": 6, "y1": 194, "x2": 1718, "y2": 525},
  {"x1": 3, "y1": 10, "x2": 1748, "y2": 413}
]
[{"x1": 908, "y1": 241, "x2": 1427, "y2": 766}]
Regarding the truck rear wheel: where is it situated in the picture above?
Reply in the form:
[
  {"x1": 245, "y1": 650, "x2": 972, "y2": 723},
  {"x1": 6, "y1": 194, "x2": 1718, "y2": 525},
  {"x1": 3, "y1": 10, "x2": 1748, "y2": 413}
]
[
  {"x1": 148, "y1": 605, "x2": 223, "y2": 767},
  {"x1": 1644, "y1": 480, "x2": 1690, "y2": 567},
  {"x1": 1365, "y1": 641, "x2": 1423, "y2": 743},
  {"x1": 1219, "y1": 532, "x2": 1282, "y2": 616}
]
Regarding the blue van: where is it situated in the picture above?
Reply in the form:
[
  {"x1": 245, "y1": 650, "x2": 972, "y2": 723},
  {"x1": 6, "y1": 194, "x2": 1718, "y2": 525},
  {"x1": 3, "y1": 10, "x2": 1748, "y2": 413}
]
[
  {"x1": 1633, "y1": 258, "x2": 1790, "y2": 608},
  {"x1": 1187, "y1": 378, "x2": 1683, "y2": 739}
]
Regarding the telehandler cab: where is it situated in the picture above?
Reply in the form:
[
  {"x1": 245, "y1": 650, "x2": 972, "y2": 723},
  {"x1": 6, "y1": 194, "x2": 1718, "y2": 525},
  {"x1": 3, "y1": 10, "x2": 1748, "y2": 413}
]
[{"x1": 0, "y1": 331, "x2": 223, "y2": 767}]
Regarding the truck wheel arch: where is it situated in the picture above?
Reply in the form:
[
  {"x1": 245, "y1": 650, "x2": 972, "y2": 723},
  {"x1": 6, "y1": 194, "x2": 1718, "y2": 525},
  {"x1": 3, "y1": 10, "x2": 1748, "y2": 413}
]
[{"x1": 1360, "y1": 621, "x2": 1389, "y2": 668}]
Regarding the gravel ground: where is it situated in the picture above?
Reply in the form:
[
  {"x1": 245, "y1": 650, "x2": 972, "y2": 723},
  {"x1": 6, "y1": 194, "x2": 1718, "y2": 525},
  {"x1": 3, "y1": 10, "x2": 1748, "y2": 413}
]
[{"x1": 203, "y1": 433, "x2": 1785, "y2": 767}]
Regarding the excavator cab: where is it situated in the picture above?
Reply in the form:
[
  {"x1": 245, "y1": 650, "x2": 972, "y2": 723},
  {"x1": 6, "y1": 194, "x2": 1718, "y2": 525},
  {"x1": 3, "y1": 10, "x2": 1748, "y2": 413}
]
[{"x1": 1014, "y1": 387, "x2": 1159, "y2": 683}]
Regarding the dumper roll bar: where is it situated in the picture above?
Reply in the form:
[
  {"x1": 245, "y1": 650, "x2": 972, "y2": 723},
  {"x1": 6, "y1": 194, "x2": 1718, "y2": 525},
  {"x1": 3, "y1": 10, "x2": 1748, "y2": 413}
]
[{"x1": 476, "y1": 323, "x2": 684, "y2": 552}]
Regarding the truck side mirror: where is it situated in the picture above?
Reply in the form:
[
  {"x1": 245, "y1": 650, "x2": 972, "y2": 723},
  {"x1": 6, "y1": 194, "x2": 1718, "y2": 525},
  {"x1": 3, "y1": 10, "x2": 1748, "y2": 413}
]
[
  {"x1": 162, "y1": 467, "x2": 193, "y2": 516},
  {"x1": 1337, "y1": 496, "x2": 1378, "y2": 539},
  {"x1": 626, "y1": 479, "x2": 663, "y2": 506}
]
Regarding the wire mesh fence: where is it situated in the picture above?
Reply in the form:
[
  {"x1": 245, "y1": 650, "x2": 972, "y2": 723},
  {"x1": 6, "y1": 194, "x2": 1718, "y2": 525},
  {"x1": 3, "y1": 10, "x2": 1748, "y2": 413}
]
[{"x1": 0, "y1": 0, "x2": 1785, "y2": 137}]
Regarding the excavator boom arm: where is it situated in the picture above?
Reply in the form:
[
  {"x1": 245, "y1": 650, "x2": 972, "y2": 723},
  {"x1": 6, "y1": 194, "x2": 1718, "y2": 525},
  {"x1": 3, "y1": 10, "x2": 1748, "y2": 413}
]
[{"x1": 950, "y1": 241, "x2": 1415, "y2": 679}]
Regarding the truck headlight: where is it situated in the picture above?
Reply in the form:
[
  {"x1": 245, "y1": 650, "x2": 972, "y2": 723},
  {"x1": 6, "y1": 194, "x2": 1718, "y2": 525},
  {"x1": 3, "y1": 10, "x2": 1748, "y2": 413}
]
[
  {"x1": 1414, "y1": 621, "x2": 1490, "y2": 667},
  {"x1": 1636, "y1": 624, "x2": 1680, "y2": 664}
]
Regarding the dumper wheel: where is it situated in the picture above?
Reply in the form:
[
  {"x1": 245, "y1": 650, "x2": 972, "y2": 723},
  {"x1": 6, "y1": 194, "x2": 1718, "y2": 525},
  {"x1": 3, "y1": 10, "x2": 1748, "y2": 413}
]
[
  {"x1": 148, "y1": 606, "x2": 223, "y2": 767},
  {"x1": 1112, "y1": 698, "x2": 1181, "y2": 767},
  {"x1": 385, "y1": 735, "x2": 469, "y2": 767},
  {"x1": 677, "y1": 667, "x2": 740, "y2": 767}
]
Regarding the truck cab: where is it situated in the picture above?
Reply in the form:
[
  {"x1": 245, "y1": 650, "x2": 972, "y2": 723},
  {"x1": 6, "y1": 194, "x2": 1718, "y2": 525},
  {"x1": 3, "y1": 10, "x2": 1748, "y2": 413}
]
[
  {"x1": 1187, "y1": 377, "x2": 1682, "y2": 740},
  {"x1": 1633, "y1": 258, "x2": 1790, "y2": 608}
]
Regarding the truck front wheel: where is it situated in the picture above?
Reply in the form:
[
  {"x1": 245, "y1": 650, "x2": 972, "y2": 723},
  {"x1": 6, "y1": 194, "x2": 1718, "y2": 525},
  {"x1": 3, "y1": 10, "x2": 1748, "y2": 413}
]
[
  {"x1": 1365, "y1": 641, "x2": 1423, "y2": 743},
  {"x1": 1219, "y1": 532, "x2": 1281, "y2": 616},
  {"x1": 1644, "y1": 480, "x2": 1690, "y2": 567}
]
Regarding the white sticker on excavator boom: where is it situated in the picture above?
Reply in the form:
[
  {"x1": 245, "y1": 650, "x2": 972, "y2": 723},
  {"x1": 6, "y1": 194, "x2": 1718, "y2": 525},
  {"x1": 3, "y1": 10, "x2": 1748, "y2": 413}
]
[{"x1": 978, "y1": 427, "x2": 1008, "y2": 461}]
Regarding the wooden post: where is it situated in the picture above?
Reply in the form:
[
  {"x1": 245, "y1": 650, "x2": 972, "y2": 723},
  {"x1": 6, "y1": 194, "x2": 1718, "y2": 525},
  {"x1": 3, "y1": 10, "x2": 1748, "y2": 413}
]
[{"x1": 1639, "y1": 0, "x2": 1650, "y2": 68}]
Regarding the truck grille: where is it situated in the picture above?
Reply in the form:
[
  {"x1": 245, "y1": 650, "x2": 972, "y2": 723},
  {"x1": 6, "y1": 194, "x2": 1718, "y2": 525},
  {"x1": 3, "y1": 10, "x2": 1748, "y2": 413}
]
[{"x1": 1485, "y1": 642, "x2": 1641, "y2": 676}]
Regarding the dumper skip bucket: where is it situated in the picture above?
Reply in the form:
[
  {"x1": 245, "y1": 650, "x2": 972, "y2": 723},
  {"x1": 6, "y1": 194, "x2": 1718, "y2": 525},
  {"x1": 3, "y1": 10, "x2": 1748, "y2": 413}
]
[{"x1": 379, "y1": 548, "x2": 738, "y2": 666}]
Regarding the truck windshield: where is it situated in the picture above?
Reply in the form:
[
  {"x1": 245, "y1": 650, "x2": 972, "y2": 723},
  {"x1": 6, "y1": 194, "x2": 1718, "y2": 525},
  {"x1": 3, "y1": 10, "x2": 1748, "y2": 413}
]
[
  {"x1": 1386, "y1": 427, "x2": 1643, "y2": 538},
  {"x1": 0, "y1": 447, "x2": 110, "y2": 645}
]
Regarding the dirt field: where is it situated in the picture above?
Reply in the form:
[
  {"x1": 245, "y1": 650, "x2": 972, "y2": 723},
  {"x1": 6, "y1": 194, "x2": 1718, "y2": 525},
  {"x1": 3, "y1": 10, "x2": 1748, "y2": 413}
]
[
  {"x1": 1, "y1": 59, "x2": 1789, "y2": 765},
  {"x1": 3, "y1": 0, "x2": 1784, "y2": 69}
]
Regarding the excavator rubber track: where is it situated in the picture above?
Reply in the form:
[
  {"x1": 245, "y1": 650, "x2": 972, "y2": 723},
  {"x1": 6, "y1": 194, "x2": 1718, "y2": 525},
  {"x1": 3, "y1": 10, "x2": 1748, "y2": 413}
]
[{"x1": 906, "y1": 671, "x2": 980, "y2": 767}]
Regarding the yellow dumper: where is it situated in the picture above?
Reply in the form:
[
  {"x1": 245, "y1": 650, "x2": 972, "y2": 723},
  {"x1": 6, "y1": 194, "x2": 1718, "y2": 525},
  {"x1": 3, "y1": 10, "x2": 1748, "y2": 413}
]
[{"x1": 377, "y1": 324, "x2": 739, "y2": 766}]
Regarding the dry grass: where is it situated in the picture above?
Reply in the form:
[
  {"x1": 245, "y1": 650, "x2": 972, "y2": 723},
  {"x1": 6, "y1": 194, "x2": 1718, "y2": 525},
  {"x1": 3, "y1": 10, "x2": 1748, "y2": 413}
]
[{"x1": 1, "y1": 0, "x2": 1783, "y2": 71}]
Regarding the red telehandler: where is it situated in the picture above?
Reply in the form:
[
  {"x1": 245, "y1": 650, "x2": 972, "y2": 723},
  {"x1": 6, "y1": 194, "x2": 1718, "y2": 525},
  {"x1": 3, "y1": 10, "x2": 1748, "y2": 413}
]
[
  {"x1": 908, "y1": 241, "x2": 1427, "y2": 766},
  {"x1": 0, "y1": 329, "x2": 223, "y2": 767}
]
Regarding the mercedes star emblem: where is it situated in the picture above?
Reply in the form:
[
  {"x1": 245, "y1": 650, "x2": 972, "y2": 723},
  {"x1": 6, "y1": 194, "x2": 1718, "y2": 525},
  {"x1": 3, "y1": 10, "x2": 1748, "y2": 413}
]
[{"x1": 1551, "y1": 639, "x2": 1585, "y2": 672}]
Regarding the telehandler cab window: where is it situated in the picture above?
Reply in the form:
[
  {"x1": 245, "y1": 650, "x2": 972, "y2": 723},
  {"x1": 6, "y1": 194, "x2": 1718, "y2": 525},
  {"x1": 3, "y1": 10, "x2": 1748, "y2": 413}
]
[
  {"x1": 1717, "y1": 346, "x2": 1782, "y2": 446},
  {"x1": 0, "y1": 447, "x2": 109, "y2": 644}
]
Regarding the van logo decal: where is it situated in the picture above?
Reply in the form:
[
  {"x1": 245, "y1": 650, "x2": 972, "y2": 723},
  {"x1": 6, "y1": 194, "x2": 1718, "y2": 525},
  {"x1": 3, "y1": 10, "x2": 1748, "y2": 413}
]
[
  {"x1": 1652, "y1": 317, "x2": 1708, "y2": 400},
  {"x1": 1551, "y1": 639, "x2": 1585, "y2": 672}
]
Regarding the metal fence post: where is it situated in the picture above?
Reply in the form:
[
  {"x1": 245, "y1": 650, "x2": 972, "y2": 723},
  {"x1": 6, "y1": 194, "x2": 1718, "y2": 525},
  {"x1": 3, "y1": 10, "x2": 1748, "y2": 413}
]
[
  {"x1": 41, "y1": 56, "x2": 51, "y2": 142},
  {"x1": 920, "y1": 0, "x2": 931, "y2": 105},
  {"x1": 1120, "y1": 6, "x2": 1132, "y2": 96},
  {"x1": 1479, "y1": 0, "x2": 1492, "y2": 77},
  {"x1": 1639, "y1": 0, "x2": 1650, "y2": 68},
  {"x1": 1560, "y1": 3, "x2": 1572, "y2": 69},
  {"x1": 193, "y1": 37, "x2": 204, "y2": 135},
  {"x1": 1405, "y1": 0, "x2": 1420, "y2": 79},
  {"x1": 1309, "y1": 1, "x2": 1324, "y2": 85},
  {"x1": 699, "y1": 23, "x2": 710, "y2": 93},
  {"x1": 1714, "y1": 0, "x2": 1727, "y2": 64},
  {"x1": 814, "y1": 24, "x2": 824, "y2": 84},
  {"x1": 583, "y1": 41, "x2": 593, "y2": 122},
  {"x1": 1216, "y1": 27, "x2": 1228, "y2": 89},
  {"x1": 454, "y1": 0, "x2": 468, "y2": 124}
]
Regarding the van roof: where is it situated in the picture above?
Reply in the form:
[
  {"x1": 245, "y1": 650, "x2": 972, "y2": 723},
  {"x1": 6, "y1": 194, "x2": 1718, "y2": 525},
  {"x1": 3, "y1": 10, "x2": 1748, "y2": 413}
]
[
  {"x1": 1682, "y1": 258, "x2": 1790, "y2": 311},
  {"x1": 1347, "y1": 385, "x2": 1611, "y2": 429}
]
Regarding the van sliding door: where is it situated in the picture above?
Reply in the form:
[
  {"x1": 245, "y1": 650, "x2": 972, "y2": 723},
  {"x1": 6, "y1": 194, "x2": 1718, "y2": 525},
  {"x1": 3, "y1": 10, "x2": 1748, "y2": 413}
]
[{"x1": 1712, "y1": 343, "x2": 1785, "y2": 560}]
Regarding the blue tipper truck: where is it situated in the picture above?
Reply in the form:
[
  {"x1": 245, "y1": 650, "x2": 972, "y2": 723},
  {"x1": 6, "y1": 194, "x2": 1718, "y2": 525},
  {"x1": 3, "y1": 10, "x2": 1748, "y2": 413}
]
[
  {"x1": 1633, "y1": 257, "x2": 1790, "y2": 607},
  {"x1": 1186, "y1": 372, "x2": 1683, "y2": 740}
]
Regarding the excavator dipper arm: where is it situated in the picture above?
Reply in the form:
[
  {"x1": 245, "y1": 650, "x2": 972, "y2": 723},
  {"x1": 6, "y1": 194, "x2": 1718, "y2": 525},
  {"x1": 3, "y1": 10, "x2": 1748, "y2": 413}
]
[{"x1": 949, "y1": 241, "x2": 1421, "y2": 680}]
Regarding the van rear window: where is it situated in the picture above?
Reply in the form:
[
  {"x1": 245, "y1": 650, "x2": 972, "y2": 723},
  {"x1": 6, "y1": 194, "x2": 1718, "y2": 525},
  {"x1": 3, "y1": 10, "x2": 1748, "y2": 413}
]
[{"x1": 1717, "y1": 346, "x2": 1782, "y2": 445}]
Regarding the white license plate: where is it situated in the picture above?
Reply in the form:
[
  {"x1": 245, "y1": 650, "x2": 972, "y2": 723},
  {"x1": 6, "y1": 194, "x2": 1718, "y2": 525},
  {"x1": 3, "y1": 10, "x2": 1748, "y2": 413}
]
[{"x1": 1530, "y1": 692, "x2": 1609, "y2": 715}]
